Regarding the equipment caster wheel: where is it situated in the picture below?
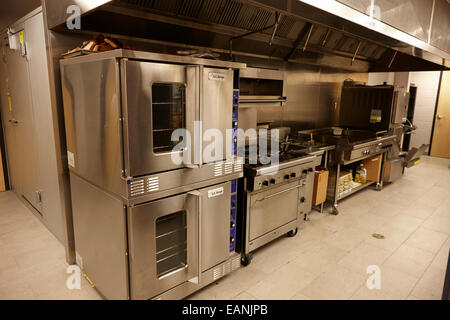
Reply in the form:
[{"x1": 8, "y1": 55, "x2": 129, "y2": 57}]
[
  {"x1": 287, "y1": 228, "x2": 298, "y2": 237},
  {"x1": 241, "y1": 253, "x2": 253, "y2": 266},
  {"x1": 331, "y1": 205, "x2": 339, "y2": 215},
  {"x1": 376, "y1": 183, "x2": 382, "y2": 191}
]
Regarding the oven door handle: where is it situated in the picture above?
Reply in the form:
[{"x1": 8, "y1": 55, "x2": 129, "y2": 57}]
[
  {"x1": 255, "y1": 185, "x2": 301, "y2": 202},
  {"x1": 187, "y1": 190, "x2": 202, "y2": 285}
]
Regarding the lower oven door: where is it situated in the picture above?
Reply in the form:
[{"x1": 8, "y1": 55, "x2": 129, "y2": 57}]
[
  {"x1": 128, "y1": 192, "x2": 199, "y2": 299},
  {"x1": 128, "y1": 182, "x2": 230, "y2": 299},
  {"x1": 249, "y1": 181, "x2": 300, "y2": 242}
]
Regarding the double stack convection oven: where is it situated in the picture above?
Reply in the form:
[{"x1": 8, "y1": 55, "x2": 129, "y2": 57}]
[{"x1": 60, "y1": 50, "x2": 245, "y2": 300}]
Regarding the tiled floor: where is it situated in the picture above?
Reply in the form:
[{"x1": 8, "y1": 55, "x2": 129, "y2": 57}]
[{"x1": 0, "y1": 156, "x2": 449, "y2": 300}]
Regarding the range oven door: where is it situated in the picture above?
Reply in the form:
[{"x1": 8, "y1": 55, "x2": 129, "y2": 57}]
[
  {"x1": 248, "y1": 181, "x2": 300, "y2": 242},
  {"x1": 128, "y1": 182, "x2": 230, "y2": 299},
  {"x1": 122, "y1": 60, "x2": 234, "y2": 176}
]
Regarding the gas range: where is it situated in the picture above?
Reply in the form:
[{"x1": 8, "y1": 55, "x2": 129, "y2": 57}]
[
  {"x1": 243, "y1": 142, "x2": 324, "y2": 192},
  {"x1": 238, "y1": 138, "x2": 324, "y2": 265}
]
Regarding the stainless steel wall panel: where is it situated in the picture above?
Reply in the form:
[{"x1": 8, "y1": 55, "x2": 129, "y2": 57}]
[
  {"x1": 25, "y1": 12, "x2": 66, "y2": 241},
  {"x1": 252, "y1": 65, "x2": 369, "y2": 131}
]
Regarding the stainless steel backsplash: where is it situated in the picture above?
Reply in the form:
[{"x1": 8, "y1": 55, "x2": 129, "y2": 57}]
[{"x1": 255, "y1": 65, "x2": 368, "y2": 133}]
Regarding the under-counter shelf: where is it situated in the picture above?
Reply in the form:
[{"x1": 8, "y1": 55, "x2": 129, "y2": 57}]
[{"x1": 336, "y1": 180, "x2": 377, "y2": 201}]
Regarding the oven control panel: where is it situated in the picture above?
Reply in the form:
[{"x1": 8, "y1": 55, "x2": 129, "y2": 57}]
[
  {"x1": 245, "y1": 164, "x2": 315, "y2": 192},
  {"x1": 230, "y1": 179, "x2": 238, "y2": 252},
  {"x1": 232, "y1": 90, "x2": 239, "y2": 156}
]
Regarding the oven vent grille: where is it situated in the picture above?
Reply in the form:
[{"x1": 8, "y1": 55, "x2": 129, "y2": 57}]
[
  {"x1": 214, "y1": 162, "x2": 223, "y2": 177},
  {"x1": 214, "y1": 158, "x2": 243, "y2": 177},
  {"x1": 130, "y1": 179, "x2": 145, "y2": 197},
  {"x1": 234, "y1": 158, "x2": 243, "y2": 172},
  {"x1": 147, "y1": 176, "x2": 160, "y2": 192},
  {"x1": 231, "y1": 256, "x2": 240, "y2": 271},
  {"x1": 224, "y1": 161, "x2": 233, "y2": 175},
  {"x1": 213, "y1": 267, "x2": 222, "y2": 281},
  {"x1": 223, "y1": 262, "x2": 231, "y2": 275}
]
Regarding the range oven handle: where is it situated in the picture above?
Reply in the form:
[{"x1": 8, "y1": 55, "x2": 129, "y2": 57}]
[
  {"x1": 187, "y1": 190, "x2": 202, "y2": 285},
  {"x1": 255, "y1": 184, "x2": 301, "y2": 202}
]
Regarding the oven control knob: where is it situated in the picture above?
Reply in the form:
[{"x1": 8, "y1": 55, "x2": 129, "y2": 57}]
[
  {"x1": 308, "y1": 168, "x2": 313, "y2": 172},
  {"x1": 270, "y1": 179, "x2": 276, "y2": 184},
  {"x1": 300, "y1": 197, "x2": 306, "y2": 203},
  {"x1": 302, "y1": 169, "x2": 308, "y2": 174},
  {"x1": 284, "y1": 174, "x2": 290, "y2": 180},
  {"x1": 290, "y1": 173, "x2": 296, "y2": 178},
  {"x1": 262, "y1": 180, "x2": 269, "y2": 186}
]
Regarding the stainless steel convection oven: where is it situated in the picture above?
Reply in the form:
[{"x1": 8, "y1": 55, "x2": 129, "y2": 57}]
[{"x1": 60, "y1": 50, "x2": 245, "y2": 300}]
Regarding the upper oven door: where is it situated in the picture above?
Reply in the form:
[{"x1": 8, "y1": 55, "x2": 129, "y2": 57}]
[{"x1": 121, "y1": 60, "x2": 198, "y2": 177}]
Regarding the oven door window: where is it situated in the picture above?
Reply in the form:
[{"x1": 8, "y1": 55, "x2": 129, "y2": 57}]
[
  {"x1": 152, "y1": 83, "x2": 186, "y2": 154},
  {"x1": 155, "y1": 210, "x2": 187, "y2": 278}
]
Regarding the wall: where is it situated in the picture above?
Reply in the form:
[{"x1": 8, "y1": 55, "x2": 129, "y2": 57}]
[{"x1": 368, "y1": 71, "x2": 441, "y2": 151}]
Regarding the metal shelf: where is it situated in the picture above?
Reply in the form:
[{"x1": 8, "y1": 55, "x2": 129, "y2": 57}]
[{"x1": 337, "y1": 180, "x2": 377, "y2": 201}]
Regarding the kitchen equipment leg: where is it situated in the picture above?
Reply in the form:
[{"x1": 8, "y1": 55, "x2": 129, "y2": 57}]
[
  {"x1": 376, "y1": 152, "x2": 386, "y2": 191},
  {"x1": 331, "y1": 163, "x2": 340, "y2": 215},
  {"x1": 320, "y1": 150, "x2": 329, "y2": 214}
]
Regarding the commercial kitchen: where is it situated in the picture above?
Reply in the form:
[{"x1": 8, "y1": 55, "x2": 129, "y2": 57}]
[{"x1": 0, "y1": 0, "x2": 449, "y2": 301}]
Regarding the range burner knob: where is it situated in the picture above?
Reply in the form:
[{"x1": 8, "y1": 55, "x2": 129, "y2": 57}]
[
  {"x1": 290, "y1": 172, "x2": 296, "y2": 178},
  {"x1": 300, "y1": 197, "x2": 306, "y2": 203},
  {"x1": 270, "y1": 179, "x2": 276, "y2": 184},
  {"x1": 302, "y1": 169, "x2": 308, "y2": 174},
  {"x1": 262, "y1": 180, "x2": 269, "y2": 186},
  {"x1": 308, "y1": 168, "x2": 314, "y2": 172},
  {"x1": 284, "y1": 174, "x2": 290, "y2": 180}
]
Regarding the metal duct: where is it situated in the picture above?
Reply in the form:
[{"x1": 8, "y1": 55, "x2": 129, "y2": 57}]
[{"x1": 43, "y1": 0, "x2": 450, "y2": 72}]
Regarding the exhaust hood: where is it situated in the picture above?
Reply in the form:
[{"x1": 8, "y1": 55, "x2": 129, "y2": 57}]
[{"x1": 43, "y1": 0, "x2": 450, "y2": 72}]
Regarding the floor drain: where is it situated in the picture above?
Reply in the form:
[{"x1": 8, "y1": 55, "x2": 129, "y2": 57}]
[{"x1": 372, "y1": 233, "x2": 385, "y2": 239}]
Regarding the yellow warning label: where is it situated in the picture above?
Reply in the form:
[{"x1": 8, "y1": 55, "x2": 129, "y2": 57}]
[
  {"x1": 414, "y1": 160, "x2": 420, "y2": 165},
  {"x1": 8, "y1": 95, "x2": 12, "y2": 113},
  {"x1": 19, "y1": 31, "x2": 24, "y2": 44}
]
